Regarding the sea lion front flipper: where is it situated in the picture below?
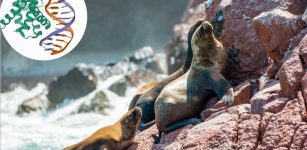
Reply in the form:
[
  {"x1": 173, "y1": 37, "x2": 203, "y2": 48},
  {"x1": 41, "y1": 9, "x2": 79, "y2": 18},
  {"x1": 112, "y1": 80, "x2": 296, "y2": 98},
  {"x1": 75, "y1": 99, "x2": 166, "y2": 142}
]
[
  {"x1": 138, "y1": 120, "x2": 155, "y2": 131},
  {"x1": 202, "y1": 70, "x2": 234, "y2": 105},
  {"x1": 163, "y1": 118, "x2": 203, "y2": 133}
]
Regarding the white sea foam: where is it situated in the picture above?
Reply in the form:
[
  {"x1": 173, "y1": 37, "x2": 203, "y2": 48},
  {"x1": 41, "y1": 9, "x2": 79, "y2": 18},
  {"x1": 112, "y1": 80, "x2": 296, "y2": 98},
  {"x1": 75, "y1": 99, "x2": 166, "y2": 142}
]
[{"x1": 0, "y1": 75, "x2": 136, "y2": 150}]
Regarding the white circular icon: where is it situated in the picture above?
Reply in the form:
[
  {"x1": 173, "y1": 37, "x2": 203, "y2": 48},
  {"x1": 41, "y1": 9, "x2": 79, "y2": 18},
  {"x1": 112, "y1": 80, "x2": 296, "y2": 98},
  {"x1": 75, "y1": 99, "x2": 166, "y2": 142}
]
[{"x1": 0, "y1": 0, "x2": 87, "y2": 60}]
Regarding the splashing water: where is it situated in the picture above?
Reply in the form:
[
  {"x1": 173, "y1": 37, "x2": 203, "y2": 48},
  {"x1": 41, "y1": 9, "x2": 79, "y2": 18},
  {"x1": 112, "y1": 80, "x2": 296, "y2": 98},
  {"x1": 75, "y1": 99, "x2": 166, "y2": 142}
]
[{"x1": 1, "y1": 75, "x2": 135, "y2": 150}]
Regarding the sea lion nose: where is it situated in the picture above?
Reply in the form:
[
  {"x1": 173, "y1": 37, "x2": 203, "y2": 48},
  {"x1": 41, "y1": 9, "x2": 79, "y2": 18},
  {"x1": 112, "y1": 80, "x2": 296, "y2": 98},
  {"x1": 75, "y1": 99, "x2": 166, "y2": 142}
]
[{"x1": 201, "y1": 22, "x2": 211, "y2": 34}]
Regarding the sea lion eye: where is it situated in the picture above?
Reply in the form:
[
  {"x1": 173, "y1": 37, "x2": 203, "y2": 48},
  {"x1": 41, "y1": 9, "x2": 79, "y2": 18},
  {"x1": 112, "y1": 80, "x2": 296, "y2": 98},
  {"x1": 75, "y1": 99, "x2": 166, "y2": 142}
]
[{"x1": 128, "y1": 111, "x2": 137, "y2": 121}]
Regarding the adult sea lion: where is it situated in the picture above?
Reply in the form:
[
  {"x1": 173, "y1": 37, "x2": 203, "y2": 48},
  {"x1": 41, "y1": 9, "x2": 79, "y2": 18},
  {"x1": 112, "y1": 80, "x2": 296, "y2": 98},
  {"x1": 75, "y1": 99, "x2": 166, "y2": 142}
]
[
  {"x1": 63, "y1": 107, "x2": 142, "y2": 150},
  {"x1": 128, "y1": 20, "x2": 204, "y2": 131},
  {"x1": 153, "y1": 20, "x2": 234, "y2": 143}
]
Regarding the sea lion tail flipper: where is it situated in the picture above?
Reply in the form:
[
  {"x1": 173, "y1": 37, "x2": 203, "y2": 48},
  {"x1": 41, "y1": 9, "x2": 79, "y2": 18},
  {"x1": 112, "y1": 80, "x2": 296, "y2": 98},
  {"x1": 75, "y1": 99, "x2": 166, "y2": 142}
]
[
  {"x1": 163, "y1": 118, "x2": 203, "y2": 133},
  {"x1": 138, "y1": 120, "x2": 155, "y2": 131},
  {"x1": 152, "y1": 131, "x2": 162, "y2": 144},
  {"x1": 202, "y1": 71, "x2": 234, "y2": 105}
]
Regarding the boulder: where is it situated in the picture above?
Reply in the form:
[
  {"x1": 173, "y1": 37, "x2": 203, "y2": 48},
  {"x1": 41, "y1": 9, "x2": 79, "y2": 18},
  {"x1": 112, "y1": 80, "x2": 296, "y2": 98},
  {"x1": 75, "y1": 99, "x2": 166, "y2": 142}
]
[
  {"x1": 302, "y1": 8, "x2": 307, "y2": 23},
  {"x1": 145, "y1": 54, "x2": 167, "y2": 74},
  {"x1": 260, "y1": 99, "x2": 303, "y2": 149},
  {"x1": 279, "y1": 47, "x2": 305, "y2": 98},
  {"x1": 47, "y1": 65, "x2": 98, "y2": 108},
  {"x1": 128, "y1": 69, "x2": 160, "y2": 87},
  {"x1": 108, "y1": 78, "x2": 128, "y2": 97},
  {"x1": 302, "y1": 72, "x2": 307, "y2": 101},
  {"x1": 253, "y1": 8, "x2": 304, "y2": 70},
  {"x1": 129, "y1": 107, "x2": 240, "y2": 149},
  {"x1": 165, "y1": 24, "x2": 191, "y2": 74},
  {"x1": 17, "y1": 94, "x2": 49, "y2": 115},
  {"x1": 250, "y1": 80, "x2": 281, "y2": 115},
  {"x1": 289, "y1": 125, "x2": 307, "y2": 149},
  {"x1": 166, "y1": 0, "x2": 306, "y2": 83},
  {"x1": 262, "y1": 97, "x2": 289, "y2": 114},
  {"x1": 299, "y1": 34, "x2": 307, "y2": 67},
  {"x1": 297, "y1": 92, "x2": 307, "y2": 121},
  {"x1": 259, "y1": 112, "x2": 274, "y2": 137},
  {"x1": 78, "y1": 91, "x2": 111, "y2": 115},
  {"x1": 237, "y1": 113, "x2": 261, "y2": 150}
]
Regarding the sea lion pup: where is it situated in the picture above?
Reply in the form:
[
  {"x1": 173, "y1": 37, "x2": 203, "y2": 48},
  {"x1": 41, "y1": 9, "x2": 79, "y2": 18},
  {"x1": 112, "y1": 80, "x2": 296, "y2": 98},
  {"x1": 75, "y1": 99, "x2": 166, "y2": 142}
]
[
  {"x1": 153, "y1": 20, "x2": 234, "y2": 143},
  {"x1": 63, "y1": 107, "x2": 142, "y2": 150},
  {"x1": 128, "y1": 20, "x2": 204, "y2": 131}
]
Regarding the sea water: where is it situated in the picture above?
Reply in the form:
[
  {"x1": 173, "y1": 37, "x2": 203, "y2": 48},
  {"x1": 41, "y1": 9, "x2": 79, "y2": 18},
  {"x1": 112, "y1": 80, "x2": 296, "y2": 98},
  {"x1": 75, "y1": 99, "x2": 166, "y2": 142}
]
[{"x1": 0, "y1": 75, "x2": 136, "y2": 150}]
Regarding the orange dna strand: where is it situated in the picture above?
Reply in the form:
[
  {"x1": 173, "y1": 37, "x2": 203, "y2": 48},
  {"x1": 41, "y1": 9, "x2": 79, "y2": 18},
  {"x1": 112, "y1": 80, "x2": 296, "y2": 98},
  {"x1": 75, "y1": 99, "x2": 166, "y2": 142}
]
[{"x1": 39, "y1": 0, "x2": 75, "y2": 55}]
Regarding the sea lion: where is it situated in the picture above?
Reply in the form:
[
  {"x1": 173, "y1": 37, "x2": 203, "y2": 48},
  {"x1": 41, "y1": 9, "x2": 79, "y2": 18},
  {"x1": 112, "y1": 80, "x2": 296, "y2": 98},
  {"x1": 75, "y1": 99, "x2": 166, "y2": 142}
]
[
  {"x1": 153, "y1": 20, "x2": 234, "y2": 143},
  {"x1": 63, "y1": 107, "x2": 142, "y2": 150},
  {"x1": 128, "y1": 20, "x2": 204, "y2": 131}
]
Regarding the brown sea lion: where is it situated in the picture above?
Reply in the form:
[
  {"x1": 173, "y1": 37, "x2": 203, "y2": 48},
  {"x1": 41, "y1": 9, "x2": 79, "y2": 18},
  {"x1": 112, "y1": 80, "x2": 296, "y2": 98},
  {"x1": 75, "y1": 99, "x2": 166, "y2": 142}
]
[
  {"x1": 128, "y1": 20, "x2": 204, "y2": 131},
  {"x1": 63, "y1": 107, "x2": 142, "y2": 150},
  {"x1": 153, "y1": 20, "x2": 234, "y2": 143}
]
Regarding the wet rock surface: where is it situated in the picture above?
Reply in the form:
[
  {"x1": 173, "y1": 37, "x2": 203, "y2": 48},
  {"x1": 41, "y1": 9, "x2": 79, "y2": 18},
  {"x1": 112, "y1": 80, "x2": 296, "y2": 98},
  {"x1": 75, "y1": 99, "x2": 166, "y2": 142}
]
[{"x1": 77, "y1": 91, "x2": 111, "y2": 115}]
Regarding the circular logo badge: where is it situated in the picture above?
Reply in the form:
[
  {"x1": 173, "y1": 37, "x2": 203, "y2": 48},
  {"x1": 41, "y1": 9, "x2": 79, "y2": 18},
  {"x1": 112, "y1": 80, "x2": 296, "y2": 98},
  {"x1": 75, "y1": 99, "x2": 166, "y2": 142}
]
[{"x1": 0, "y1": 0, "x2": 87, "y2": 60}]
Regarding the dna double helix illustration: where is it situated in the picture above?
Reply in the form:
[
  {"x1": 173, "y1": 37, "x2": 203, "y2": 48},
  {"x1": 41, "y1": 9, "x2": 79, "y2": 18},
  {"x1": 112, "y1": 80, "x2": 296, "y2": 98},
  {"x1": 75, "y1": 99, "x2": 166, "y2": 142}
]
[{"x1": 39, "y1": 0, "x2": 75, "y2": 55}]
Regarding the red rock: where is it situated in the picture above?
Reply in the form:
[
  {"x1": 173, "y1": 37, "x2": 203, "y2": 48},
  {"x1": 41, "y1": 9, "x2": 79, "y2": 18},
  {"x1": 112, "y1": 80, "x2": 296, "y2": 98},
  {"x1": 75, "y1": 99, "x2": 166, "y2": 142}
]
[
  {"x1": 290, "y1": 125, "x2": 307, "y2": 149},
  {"x1": 250, "y1": 81, "x2": 281, "y2": 114},
  {"x1": 253, "y1": 8, "x2": 304, "y2": 62},
  {"x1": 129, "y1": 108, "x2": 239, "y2": 149},
  {"x1": 299, "y1": 34, "x2": 307, "y2": 66},
  {"x1": 237, "y1": 113, "x2": 261, "y2": 150},
  {"x1": 127, "y1": 126, "x2": 157, "y2": 150},
  {"x1": 260, "y1": 112, "x2": 274, "y2": 137},
  {"x1": 201, "y1": 81, "x2": 252, "y2": 119},
  {"x1": 279, "y1": 48, "x2": 305, "y2": 98},
  {"x1": 262, "y1": 97, "x2": 289, "y2": 114},
  {"x1": 303, "y1": 8, "x2": 307, "y2": 23},
  {"x1": 267, "y1": 58, "x2": 279, "y2": 78},
  {"x1": 297, "y1": 91, "x2": 307, "y2": 121},
  {"x1": 302, "y1": 73, "x2": 307, "y2": 101},
  {"x1": 258, "y1": 76, "x2": 278, "y2": 90},
  {"x1": 278, "y1": 29, "x2": 307, "y2": 67},
  {"x1": 205, "y1": 0, "x2": 305, "y2": 80},
  {"x1": 180, "y1": 110, "x2": 239, "y2": 149},
  {"x1": 253, "y1": 8, "x2": 304, "y2": 50},
  {"x1": 260, "y1": 99, "x2": 303, "y2": 149},
  {"x1": 233, "y1": 81, "x2": 252, "y2": 104}
]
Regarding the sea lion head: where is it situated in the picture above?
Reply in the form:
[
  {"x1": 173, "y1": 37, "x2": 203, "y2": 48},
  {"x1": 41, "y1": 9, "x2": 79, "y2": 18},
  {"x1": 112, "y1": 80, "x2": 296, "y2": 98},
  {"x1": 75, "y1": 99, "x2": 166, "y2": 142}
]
[
  {"x1": 191, "y1": 20, "x2": 225, "y2": 69},
  {"x1": 119, "y1": 107, "x2": 142, "y2": 140},
  {"x1": 120, "y1": 107, "x2": 142, "y2": 125},
  {"x1": 191, "y1": 20, "x2": 215, "y2": 50}
]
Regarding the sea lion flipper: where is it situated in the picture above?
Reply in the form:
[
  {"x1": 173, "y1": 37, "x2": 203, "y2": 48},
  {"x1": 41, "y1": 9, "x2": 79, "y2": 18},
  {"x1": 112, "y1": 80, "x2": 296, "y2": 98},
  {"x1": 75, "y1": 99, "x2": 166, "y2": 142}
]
[
  {"x1": 152, "y1": 131, "x2": 163, "y2": 144},
  {"x1": 163, "y1": 118, "x2": 203, "y2": 134},
  {"x1": 202, "y1": 70, "x2": 234, "y2": 105},
  {"x1": 138, "y1": 120, "x2": 155, "y2": 131},
  {"x1": 128, "y1": 94, "x2": 142, "y2": 110},
  {"x1": 221, "y1": 87, "x2": 234, "y2": 105}
]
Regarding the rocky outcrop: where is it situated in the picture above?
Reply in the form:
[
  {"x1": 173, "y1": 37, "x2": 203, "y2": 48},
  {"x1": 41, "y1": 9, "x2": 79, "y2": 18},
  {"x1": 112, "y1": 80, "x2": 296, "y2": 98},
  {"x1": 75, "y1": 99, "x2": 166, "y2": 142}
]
[
  {"x1": 47, "y1": 65, "x2": 98, "y2": 108},
  {"x1": 78, "y1": 91, "x2": 111, "y2": 115},
  {"x1": 17, "y1": 94, "x2": 49, "y2": 115},
  {"x1": 166, "y1": 0, "x2": 306, "y2": 84},
  {"x1": 129, "y1": 0, "x2": 307, "y2": 149},
  {"x1": 108, "y1": 78, "x2": 128, "y2": 97}
]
